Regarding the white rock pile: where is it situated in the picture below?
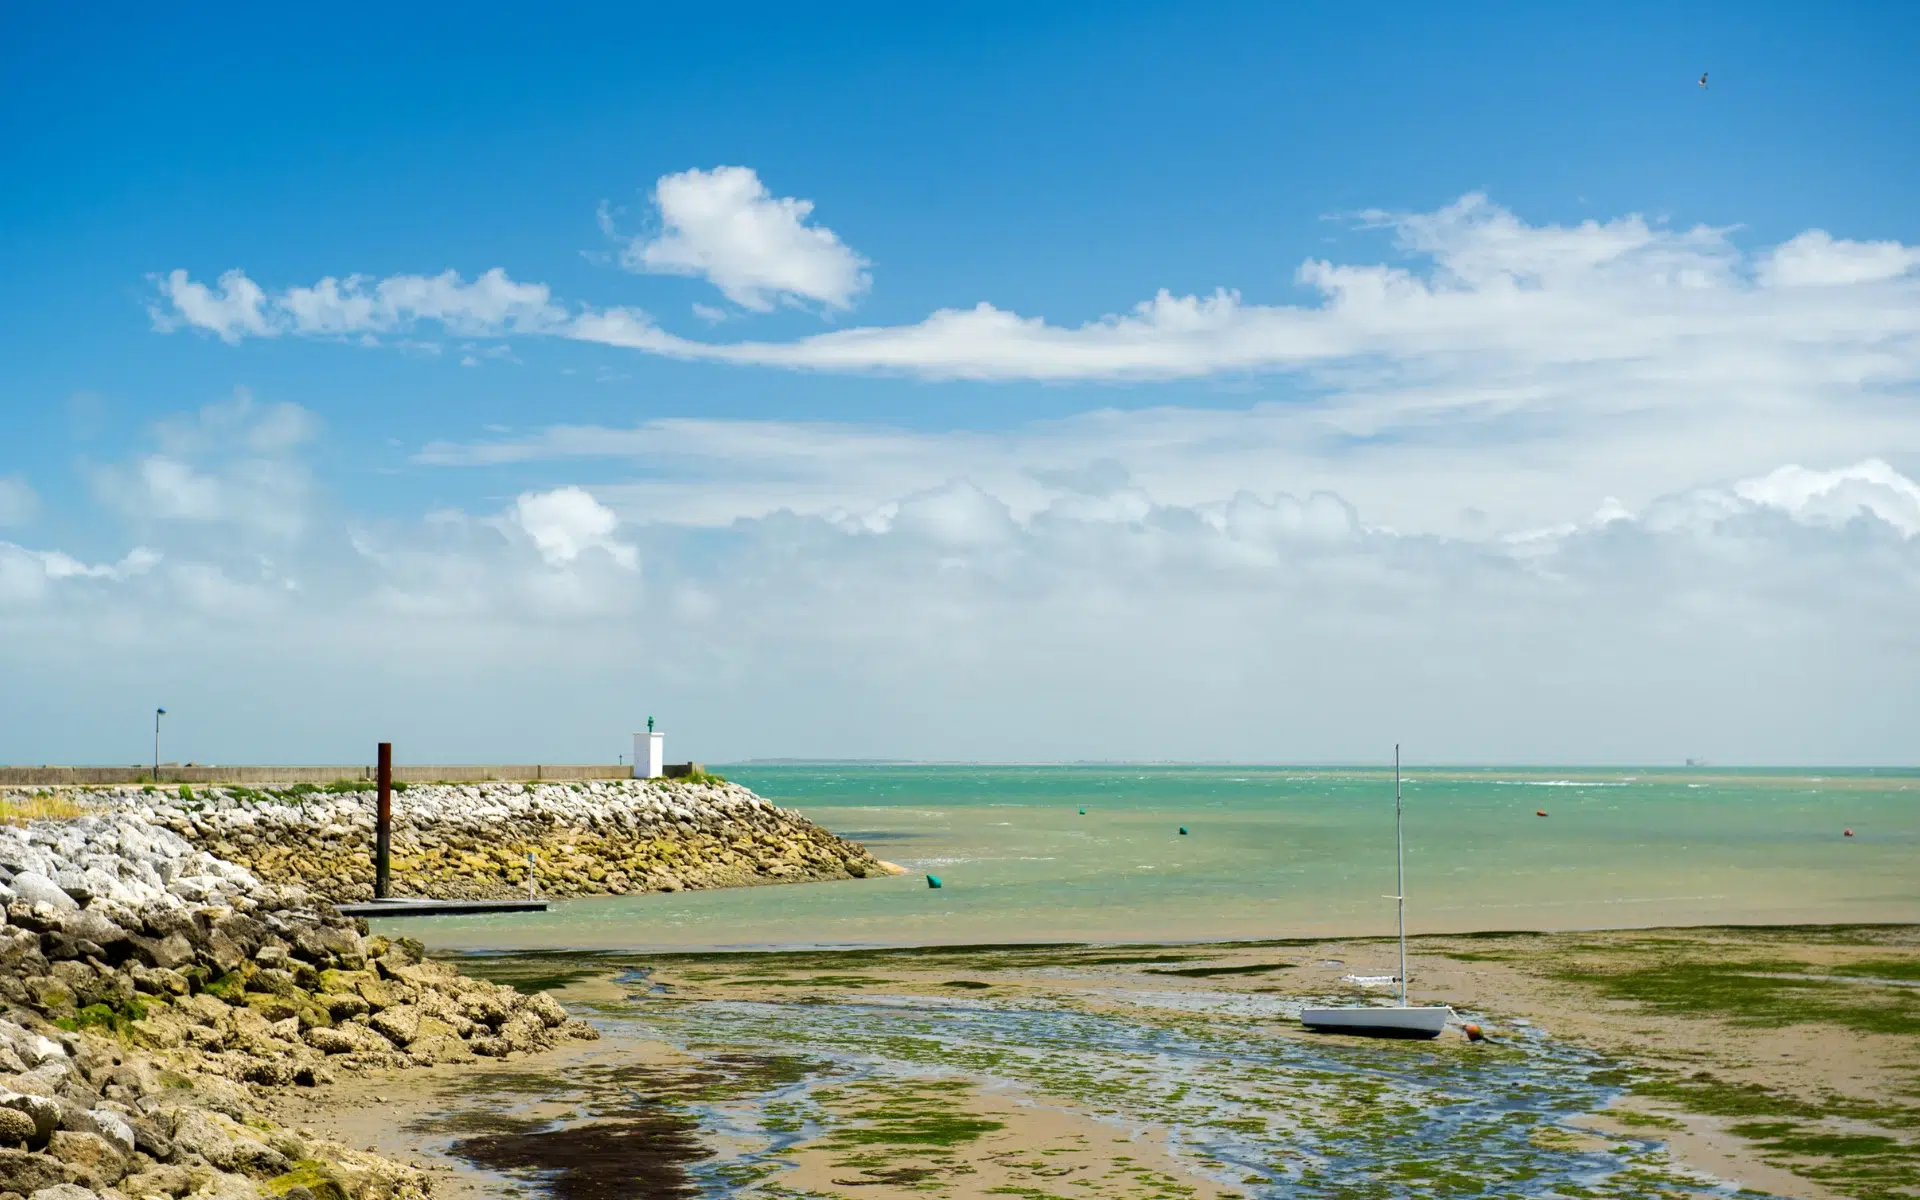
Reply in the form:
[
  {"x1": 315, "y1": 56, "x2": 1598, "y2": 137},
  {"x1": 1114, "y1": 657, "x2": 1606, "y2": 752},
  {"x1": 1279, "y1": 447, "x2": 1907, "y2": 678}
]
[
  {"x1": 0, "y1": 806, "x2": 599, "y2": 1200},
  {"x1": 62, "y1": 780, "x2": 883, "y2": 902},
  {"x1": 0, "y1": 814, "x2": 266, "y2": 917}
]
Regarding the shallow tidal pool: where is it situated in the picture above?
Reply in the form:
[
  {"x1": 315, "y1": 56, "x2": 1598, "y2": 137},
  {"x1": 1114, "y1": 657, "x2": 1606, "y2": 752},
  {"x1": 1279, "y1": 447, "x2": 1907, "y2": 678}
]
[{"x1": 393, "y1": 951, "x2": 1782, "y2": 1200}]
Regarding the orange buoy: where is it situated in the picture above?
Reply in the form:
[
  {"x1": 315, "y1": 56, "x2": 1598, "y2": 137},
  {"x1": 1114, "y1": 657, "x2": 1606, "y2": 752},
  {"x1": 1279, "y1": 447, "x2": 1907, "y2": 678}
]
[
  {"x1": 1535, "y1": 810, "x2": 1548, "y2": 817},
  {"x1": 1463, "y1": 1023, "x2": 1485, "y2": 1042},
  {"x1": 1844, "y1": 829, "x2": 1854, "y2": 838}
]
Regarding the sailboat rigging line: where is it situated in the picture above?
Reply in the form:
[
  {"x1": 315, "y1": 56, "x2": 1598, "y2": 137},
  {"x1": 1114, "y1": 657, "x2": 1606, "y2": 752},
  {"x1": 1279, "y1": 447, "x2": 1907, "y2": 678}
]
[
  {"x1": 1298, "y1": 743, "x2": 1454, "y2": 1038},
  {"x1": 1396, "y1": 743, "x2": 1407, "y2": 1008}
]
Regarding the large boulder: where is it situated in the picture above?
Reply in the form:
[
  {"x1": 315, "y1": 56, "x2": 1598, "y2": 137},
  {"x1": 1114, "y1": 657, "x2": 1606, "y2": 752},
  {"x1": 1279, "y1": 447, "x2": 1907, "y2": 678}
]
[
  {"x1": 122, "y1": 1165, "x2": 194, "y2": 1197},
  {"x1": 302, "y1": 1026, "x2": 380, "y2": 1057},
  {"x1": 313, "y1": 993, "x2": 366, "y2": 1021},
  {"x1": 0, "y1": 1088, "x2": 61, "y2": 1146},
  {"x1": 0, "y1": 928, "x2": 49, "y2": 974},
  {"x1": 9, "y1": 874, "x2": 76, "y2": 913},
  {"x1": 291, "y1": 926, "x2": 363, "y2": 970},
  {"x1": 366, "y1": 1007, "x2": 419, "y2": 1048},
  {"x1": 167, "y1": 1109, "x2": 290, "y2": 1176},
  {"x1": 46, "y1": 1130, "x2": 126, "y2": 1182},
  {"x1": 0, "y1": 1105, "x2": 36, "y2": 1145},
  {"x1": 459, "y1": 989, "x2": 510, "y2": 1028},
  {"x1": 263, "y1": 1160, "x2": 350, "y2": 1200},
  {"x1": 0, "y1": 1022, "x2": 66, "y2": 1071},
  {"x1": 57, "y1": 913, "x2": 128, "y2": 954},
  {"x1": 84, "y1": 1110, "x2": 134, "y2": 1159},
  {"x1": 179, "y1": 1171, "x2": 262, "y2": 1199},
  {"x1": 127, "y1": 932, "x2": 197, "y2": 971},
  {"x1": 0, "y1": 1148, "x2": 69, "y2": 1195}
]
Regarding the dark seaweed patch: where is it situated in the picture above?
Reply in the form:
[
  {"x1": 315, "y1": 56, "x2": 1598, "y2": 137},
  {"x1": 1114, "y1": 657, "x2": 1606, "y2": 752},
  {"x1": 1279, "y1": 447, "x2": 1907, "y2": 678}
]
[
  {"x1": 407, "y1": 1110, "x2": 548, "y2": 1137},
  {"x1": 453, "y1": 1111, "x2": 706, "y2": 1200},
  {"x1": 1142, "y1": 962, "x2": 1291, "y2": 978},
  {"x1": 830, "y1": 1165, "x2": 941, "y2": 1185},
  {"x1": 439, "y1": 1052, "x2": 822, "y2": 1198},
  {"x1": 448, "y1": 949, "x2": 620, "y2": 995},
  {"x1": 591, "y1": 1053, "x2": 820, "y2": 1103}
]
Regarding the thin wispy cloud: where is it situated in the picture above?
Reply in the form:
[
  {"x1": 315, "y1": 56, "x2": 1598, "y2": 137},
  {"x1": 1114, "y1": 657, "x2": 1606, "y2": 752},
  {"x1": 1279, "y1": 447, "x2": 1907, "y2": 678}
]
[
  {"x1": 151, "y1": 192, "x2": 1920, "y2": 385},
  {"x1": 151, "y1": 267, "x2": 563, "y2": 343},
  {"x1": 52, "y1": 184, "x2": 1920, "y2": 759},
  {"x1": 0, "y1": 543, "x2": 158, "y2": 605},
  {"x1": 88, "y1": 389, "x2": 318, "y2": 541},
  {"x1": 0, "y1": 476, "x2": 37, "y2": 527}
]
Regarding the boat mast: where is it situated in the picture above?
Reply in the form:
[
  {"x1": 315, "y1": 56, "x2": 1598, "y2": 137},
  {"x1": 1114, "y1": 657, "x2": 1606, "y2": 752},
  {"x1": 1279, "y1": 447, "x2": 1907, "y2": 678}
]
[{"x1": 1395, "y1": 743, "x2": 1407, "y2": 1008}]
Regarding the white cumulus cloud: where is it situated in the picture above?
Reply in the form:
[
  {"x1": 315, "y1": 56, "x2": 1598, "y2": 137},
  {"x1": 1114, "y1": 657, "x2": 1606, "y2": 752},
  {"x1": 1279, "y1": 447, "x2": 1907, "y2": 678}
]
[
  {"x1": 149, "y1": 269, "x2": 274, "y2": 342},
  {"x1": 1731, "y1": 459, "x2": 1920, "y2": 535},
  {"x1": 1760, "y1": 230, "x2": 1920, "y2": 287},
  {"x1": 511, "y1": 486, "x2": 638, "y2": 569},
  {"x1": 619, "y1": 166, "x2": 870, "y2": 312}
]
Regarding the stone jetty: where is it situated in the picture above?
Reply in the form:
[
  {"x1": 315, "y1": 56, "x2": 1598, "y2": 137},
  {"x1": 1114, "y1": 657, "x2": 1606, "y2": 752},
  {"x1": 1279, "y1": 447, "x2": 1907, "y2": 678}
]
[
  {"x1": 71, "y1": 779, "x2": 884, "y2": 902},
  {"x1": 0, "y1": 806, "x2": 600, "y2": 1199}
]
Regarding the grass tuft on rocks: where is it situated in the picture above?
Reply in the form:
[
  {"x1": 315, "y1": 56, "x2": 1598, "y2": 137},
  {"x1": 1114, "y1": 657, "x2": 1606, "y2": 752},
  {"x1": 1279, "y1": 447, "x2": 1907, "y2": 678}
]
[{"x1": 0, "y1": 790, "x2": 84, "y2": 824}]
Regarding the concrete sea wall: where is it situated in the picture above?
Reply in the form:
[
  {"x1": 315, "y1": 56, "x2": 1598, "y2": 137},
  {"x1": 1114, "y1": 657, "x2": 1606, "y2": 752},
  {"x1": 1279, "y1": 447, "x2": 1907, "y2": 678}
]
[{"x1": 0, "y1": 765, "x2": 635, "y2": 787}]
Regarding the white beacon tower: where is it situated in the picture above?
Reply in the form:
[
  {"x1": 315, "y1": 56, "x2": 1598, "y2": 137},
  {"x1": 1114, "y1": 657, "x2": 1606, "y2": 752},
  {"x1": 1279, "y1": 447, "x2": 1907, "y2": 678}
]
[{"x1": 633, "y1": 721, "x2": 664, "y2": 779}]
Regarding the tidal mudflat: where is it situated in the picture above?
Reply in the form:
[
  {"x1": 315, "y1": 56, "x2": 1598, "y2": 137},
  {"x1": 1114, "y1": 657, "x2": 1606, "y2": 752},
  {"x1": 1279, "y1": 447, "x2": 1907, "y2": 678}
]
[{"x1": 307, "y1": 926, "x2": 1919, "y2": 1200}]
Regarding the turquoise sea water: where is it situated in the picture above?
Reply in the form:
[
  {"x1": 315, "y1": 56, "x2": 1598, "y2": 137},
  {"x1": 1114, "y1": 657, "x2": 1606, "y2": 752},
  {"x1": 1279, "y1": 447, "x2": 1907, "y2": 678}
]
[
  {"x1": 387, "y1": 768, "x2": 1909, "y2": 1198},
  {"x1": 391, "y1": 765, "x2": 1920, "y2": 953}
]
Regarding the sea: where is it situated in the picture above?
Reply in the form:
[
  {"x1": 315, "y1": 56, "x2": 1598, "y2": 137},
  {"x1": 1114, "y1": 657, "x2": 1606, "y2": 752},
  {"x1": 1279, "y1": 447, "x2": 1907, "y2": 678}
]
[{"x1": 393, "y1": 764, "x2": 1920, "y2": 952}]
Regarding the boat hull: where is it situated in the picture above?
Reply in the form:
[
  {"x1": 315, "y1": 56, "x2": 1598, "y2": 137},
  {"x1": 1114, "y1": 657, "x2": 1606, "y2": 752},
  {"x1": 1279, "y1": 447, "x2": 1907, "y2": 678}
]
[{"x1": 1300, "y1": 1005, "x2": 1453, "y2": 1039}]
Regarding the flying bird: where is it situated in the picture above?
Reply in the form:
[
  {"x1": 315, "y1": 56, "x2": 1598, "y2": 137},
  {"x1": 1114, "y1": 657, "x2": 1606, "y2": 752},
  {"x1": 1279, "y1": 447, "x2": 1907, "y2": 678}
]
[{"x1": 1699, "y1": 72, "x2": 1708, "y2": 88}]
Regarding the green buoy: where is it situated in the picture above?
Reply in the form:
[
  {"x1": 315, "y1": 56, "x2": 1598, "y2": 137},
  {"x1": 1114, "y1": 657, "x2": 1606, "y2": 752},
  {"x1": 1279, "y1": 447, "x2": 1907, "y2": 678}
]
[
  {"x1": 1178, "y1": 826, "x2": 1188, "y2": 835},
  {"x1": 926, "y1": 875, "x2": 943, "y2": 889},
  {"x1": 1079, "y1": 808, "x2": 1086, "y2": 815}
]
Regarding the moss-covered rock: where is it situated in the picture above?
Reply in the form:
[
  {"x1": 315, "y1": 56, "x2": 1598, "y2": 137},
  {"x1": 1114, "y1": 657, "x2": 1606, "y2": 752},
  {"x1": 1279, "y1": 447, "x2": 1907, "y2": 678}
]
[{"x1": 266, "y1": 1159, "x2": 351, "y2": 1200}]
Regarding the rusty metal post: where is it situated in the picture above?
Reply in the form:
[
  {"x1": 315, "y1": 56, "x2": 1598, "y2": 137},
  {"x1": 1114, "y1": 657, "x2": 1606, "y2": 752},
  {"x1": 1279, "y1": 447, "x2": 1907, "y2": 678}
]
[{"x1": 375, "y1": 742, "x2": 392, "y2": 899}]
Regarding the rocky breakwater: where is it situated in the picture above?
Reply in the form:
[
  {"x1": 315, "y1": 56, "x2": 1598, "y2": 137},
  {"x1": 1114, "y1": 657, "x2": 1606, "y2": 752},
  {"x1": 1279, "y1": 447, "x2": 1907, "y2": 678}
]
[
  {"x1": 80, "y1": 779, "x2": 884, "y2": 903},
  {"x1": 0, "y1": 806, "x2": 598, "y2": 1199}
]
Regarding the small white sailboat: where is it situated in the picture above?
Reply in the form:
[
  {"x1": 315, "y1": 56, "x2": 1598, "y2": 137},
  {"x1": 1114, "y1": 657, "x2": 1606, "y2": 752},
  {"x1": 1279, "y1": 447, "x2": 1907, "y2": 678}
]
[{"x1": 1302, "y1": 745, "x2": 1455, "y2": 1040}]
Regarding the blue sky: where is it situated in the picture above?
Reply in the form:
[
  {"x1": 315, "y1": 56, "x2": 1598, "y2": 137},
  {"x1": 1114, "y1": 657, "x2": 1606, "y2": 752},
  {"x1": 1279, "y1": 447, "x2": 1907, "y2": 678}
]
[{"x1": 4, "y1": 2, "x2": 1920, "y2": 765}]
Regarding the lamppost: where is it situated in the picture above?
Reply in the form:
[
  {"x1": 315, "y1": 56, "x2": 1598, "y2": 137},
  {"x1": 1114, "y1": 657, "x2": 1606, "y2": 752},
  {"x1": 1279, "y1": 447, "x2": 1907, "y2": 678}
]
[{"x1": 153, "y1": 708, "x2": 166, "y2": 781}]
